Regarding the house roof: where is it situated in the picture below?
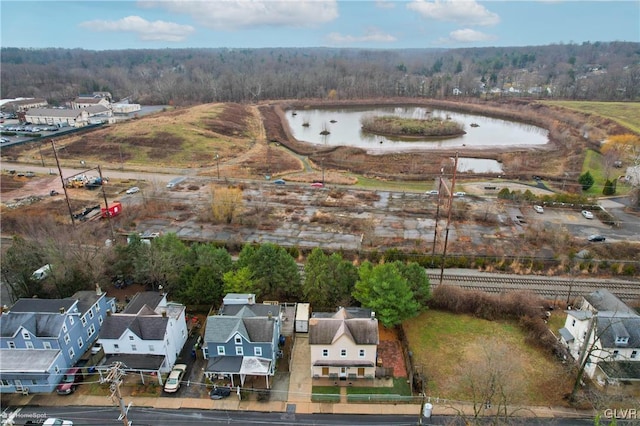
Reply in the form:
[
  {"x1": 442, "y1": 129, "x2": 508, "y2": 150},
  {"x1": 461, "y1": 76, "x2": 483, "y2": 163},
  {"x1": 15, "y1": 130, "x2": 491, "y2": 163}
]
[
  {"x1": 122, "y1": 292, "x2": 164, "y2": 315},
  {"x1": 204, "y1": 316, "x2": 275, "y2": 344},
  {"x1": 309, "y1": 308, "x2": 379, "y2": 346},
  {"x1": 566, "y1": 310, "x2": 592, "y2": 320},
  {"x1": 0, "y1": 312, "x2": 67, "y2": 338},
  {"x1": 596, "y1": 316, "x2": 640, "y2": 349},
  {"x1": 558, "y1": 327, "x2": 574, "y2": 343},
  {"x1": 99, "y1": 315, "x2": 168, "y2": 340},
  {"x1": 69, "y1": 290, "x2": 105, "y2": 314},
  {"x1": 598, "y1": 361, "x2": 640, "y2": 381},
  {"x1": 0, "y1": 349, "x2": 60, "y2": 373},
  {"x1": 221, "y1": 304, "x2": 280, "y2": 318},
  {"x1": 206, "y1": 355, "x2": 243, "y2": 374},
  {"x1": 25, "y1": 108, "x2": 85, "y2": 118},
  {"x1": 312, "y1": 307, "x2": 372, "y2": 319},
  {"x1": 585, "y1": 289, "x2": 638, "y2": 316},
  {"x1": 74, "y1": 97, "x2": 104, "y2": 104},
  {"x1": 9, "y1": 298, "x2": 76, "y2": 314},
  {"x1": 84, "y1": 105, "x2": 111, "y2": 114},
  {"x1": 100, "y1": 353, "x2": 165, "y2": 371}
]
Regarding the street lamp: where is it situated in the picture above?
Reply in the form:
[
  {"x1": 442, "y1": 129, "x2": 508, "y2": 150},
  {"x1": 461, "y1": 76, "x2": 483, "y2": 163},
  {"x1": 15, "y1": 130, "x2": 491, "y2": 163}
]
[{"x1": 215, "y1": 154, "x2": 220, "y2": 179}]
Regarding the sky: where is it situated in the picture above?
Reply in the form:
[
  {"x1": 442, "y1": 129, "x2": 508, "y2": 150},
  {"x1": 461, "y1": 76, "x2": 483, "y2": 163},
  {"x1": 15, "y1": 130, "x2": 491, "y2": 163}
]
[{"x1": 1, "y1": 0, "x2": 639, "y2": 50}]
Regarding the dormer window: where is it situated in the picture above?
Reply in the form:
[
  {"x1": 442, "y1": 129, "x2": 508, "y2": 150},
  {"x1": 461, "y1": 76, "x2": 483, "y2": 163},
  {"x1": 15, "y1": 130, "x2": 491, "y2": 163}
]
[{"x1": 615, "y1": 336, "x2": 629, "y2": 345}]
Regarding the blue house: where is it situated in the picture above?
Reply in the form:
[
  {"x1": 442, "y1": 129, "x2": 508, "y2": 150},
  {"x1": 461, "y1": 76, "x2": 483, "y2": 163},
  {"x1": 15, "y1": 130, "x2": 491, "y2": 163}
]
[
  {"x1": 0, "y1": 287, "x2": 115, "y2": 394},
  {"x1": 203, "y1": 297, "x2": 281, "y2": 389}
]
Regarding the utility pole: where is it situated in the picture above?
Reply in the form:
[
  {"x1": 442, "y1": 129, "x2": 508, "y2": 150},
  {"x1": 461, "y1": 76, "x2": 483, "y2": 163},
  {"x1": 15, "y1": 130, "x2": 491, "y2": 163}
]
[
  {"x1": 439, "y1": 153, "x2": 459, "y2": 286},
  {"x1": 105, "y1": 362, "x2": 131, "y2": 426},
  {"x1": 51, "y1": 140, "x2": 76, "y2": 226},
  {"x1": 98, "y1": 165, "x2": 115, "y2": 241}
]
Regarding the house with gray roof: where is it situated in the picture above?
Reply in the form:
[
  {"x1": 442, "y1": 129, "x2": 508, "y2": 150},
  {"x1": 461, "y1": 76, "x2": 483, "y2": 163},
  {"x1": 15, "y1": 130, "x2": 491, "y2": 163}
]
[
  {"x1": 96, "y1": 292, "x2": 187, "y2": 381},
  {"x1": 203, "y1": 297, "x2": 281, "y2": 388},
  {"x1": 24, "y1": 108, "x2": 89, "y2": 128},
  {"x1": 560, "y1": 289, "x2": 640, "y2": 387},
  {"x1": 0, "y1": 287, "x2": 115, "y2": 394},
  {"x1": 309, "y1": 307, "x2": 379, "y2": 381}
]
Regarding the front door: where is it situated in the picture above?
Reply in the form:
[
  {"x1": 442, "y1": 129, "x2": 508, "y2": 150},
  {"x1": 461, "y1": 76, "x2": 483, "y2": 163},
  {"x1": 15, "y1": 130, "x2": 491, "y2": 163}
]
[{"x1": 339, "y1": 367, "x2": 347, "y2": 379}]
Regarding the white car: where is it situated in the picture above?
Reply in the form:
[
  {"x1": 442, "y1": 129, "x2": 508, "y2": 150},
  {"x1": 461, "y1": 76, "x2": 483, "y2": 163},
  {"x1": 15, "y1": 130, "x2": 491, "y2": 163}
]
[
  {"x1": 581, "y1": 210, "x2": 594, "y2": 219},
  {"x1": 164, "y1": 364, "x2": 187, "y2": 393},
  {"x1": 453, "y1": 191, "x2": 466, "y2": 197},
  {"x1": 125, "y1": 186, "x2": 140, "y2": 194},
  {"x1": 425, "y1": 190, "x2": 439, "y2": 195},
  {"x1": 533, "y1": 205, "x2": 544, "y2": 214}
]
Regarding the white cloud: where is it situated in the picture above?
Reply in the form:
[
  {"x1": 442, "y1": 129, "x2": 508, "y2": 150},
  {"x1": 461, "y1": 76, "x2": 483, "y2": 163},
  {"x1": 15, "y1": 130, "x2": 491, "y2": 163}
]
[
  {"x1": 141, "y1": 0, "x2": 339, "y2": 30},
  {"x1": 435, "y1": 28, "x2": 497, "y2": 44},
  {"x1": 326, "y1": 28, "x2": 397, "y2": 45},
  {"x1": 407, "y1": 0, "x2": 500, "y2": 26},
  {"x1": 80, "y1": 16, "x2": 195, "y2": 42}
]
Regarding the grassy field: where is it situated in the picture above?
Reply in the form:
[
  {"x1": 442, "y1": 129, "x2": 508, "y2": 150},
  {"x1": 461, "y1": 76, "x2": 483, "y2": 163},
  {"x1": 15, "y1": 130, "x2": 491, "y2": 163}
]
[
  {"x1": 543, "y1": 101, "x2": 640, "y2": 134},
  {"x1": 403, "y1": 310, "x2": 573, "y2": 406},
  {"x1": 582, "y1": 149, "x2": 632, "y2": 196}
]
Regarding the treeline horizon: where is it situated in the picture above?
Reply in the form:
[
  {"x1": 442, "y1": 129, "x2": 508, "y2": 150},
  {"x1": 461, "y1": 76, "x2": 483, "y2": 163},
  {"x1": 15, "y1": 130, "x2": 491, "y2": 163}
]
[{"x1": 1, "y1": 41, "x2": 639, "y2": 105}]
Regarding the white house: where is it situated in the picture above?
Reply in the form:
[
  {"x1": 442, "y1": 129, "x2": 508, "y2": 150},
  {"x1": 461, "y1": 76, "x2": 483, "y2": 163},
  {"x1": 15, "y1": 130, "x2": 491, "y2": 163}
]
[
  {"x1": 71, "y1": 96, "x2": 110, "y2": 109},
  {"x1": 97, "y1": 292, "x2": 187, "y2": 381},
  {"x1": 24, "y1": 108, "x2": 89, "y2": 128},
  {"x1": 308, "y1": 307, "x2": 379, "y2": 381},
  {"x1": 559, "y1": 289, "x2": 640, "y2": 386}
]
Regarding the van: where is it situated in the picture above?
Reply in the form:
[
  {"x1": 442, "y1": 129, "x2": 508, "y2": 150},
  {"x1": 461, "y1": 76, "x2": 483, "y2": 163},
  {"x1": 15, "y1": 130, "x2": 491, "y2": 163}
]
[
  {"x1": 32, "y1": 264, "x2": 51, "y2": 280},
  {"x1": 56, "y1": 367, "x2": 82, "y2": 395}
]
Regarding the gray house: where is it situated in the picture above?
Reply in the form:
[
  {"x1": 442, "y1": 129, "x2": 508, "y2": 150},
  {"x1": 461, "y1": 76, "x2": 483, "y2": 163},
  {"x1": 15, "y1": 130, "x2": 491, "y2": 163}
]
[{"x1": 203, "y1": 301, "x2": 281, "y2": 388}]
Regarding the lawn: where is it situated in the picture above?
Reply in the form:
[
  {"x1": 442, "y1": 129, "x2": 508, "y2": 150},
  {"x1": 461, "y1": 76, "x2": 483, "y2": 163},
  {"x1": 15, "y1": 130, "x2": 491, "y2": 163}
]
[
  {"x1": 582, "y1": 149, "x2": 632, "y2": 196},
  {"x1": 403, "y1": 310, "x2": 573, "y2": 406},
  {"x1": 543, "y1": 101, "x2": 640, "y2": 134},
  {"x1": 311, "y1": 385, "x2": 341, "y2": 402}
]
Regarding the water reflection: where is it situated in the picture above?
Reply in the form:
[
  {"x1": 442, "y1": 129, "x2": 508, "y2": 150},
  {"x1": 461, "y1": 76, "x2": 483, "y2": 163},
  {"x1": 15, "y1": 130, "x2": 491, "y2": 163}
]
[
  {"x1": 287, "y1": 106, "x2": 548, "y2": 153},
  {"x1": 456, "y1": 157, "x2": 504, "y2": 174}
]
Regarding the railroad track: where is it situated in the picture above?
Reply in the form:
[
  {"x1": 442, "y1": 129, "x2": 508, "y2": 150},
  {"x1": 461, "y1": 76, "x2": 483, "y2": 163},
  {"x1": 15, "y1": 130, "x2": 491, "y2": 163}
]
[{"x1": 426, "y1": 270, "x2": 640, "y2": 303}]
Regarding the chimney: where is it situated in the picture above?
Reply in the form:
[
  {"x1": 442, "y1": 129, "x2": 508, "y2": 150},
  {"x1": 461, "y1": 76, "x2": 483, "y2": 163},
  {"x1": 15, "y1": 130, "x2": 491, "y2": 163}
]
[
  {"x1": 162, "y1": 311, "x2": 167, "y2": 317},
  {"x1": 106, "y1": 309, "x2": 112, "y2": 316},
  {"x1": 95, "y1": 283, "x2": 103, "y2": 296},
  {"x1": 268, "y1": 311, "x2": 273, "y2": 320},
  {"x1": 59, "y1": 307, "x2": 66, "y2": 314},
  {"x1": 371, "y1": 311, "x2": 375, "y2": 319}
]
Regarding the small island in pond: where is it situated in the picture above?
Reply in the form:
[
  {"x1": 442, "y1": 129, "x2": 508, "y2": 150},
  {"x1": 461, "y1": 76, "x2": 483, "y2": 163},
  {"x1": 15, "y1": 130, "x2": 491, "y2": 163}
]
[{"x1": 361, "y1": 115, "x2": 466, "y2": 139}]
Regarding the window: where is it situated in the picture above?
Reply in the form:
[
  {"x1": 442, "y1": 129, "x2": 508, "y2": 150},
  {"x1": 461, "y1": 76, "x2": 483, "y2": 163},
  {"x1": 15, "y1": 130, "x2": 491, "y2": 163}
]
[
  {"x1": 149, "y1": 345, "x2": 155, "y2": 352},
  {"x1": 236, "y1": 347, "x2": 244, "y2": 355},
  {"x1": 64, "y1": 334, "x2": 70, "y2": 344},
  {"x1": 89, "y1": 310, "x2": 94, "y2": 319},
  {"x1": 81, "y1": 316, "x2": 87, "y2": 326},
  {"x1": 114, "y1": 344, "x2": 119, "y2": 350},
  {"x1": 340, "y1": 349, "x2": 347, "y2": 357},
  {"x1": 131, "y1": 344, "x2": 137, "y2": 351},
  {"x1": 615, "y1": 336, "x2": 629, "y2": 345},
  {"x1": 235, "y1": 336, "x2": 242, "y2": 345},
  {"x1": 129, "y1": 336, "x2": 134, "y2": 341},
  {"x1": 322, "y1": 349, "x2": 328, "y2": 357},
  {"x1": 359, "y1": 349, "x2": 365, "y2": 358},
  {"x1": 77, "y1": 337, "x2": 84, "y2": 348},
  {"x1": 254, "y1": 347, "x2": 262, "y2": 356},
  {"x1": 99, "y1": 316, "x2": 103, "y2": 325},
  {"x1": 62, "y1": 323, "x2": 68, "y2": 333},
  {"x1": 68, "y1": 347, "x2": 75, "y2": 358},
  {"x1": 217, "y1": 346, "x2": 225, "y2": 355},
  {"x1": 69, "y1": 316, "x2": 74, "y2": 325},
  {"x1": 43, "y1": 342, "x2": 52, "y2": 349},
  {"x1": 1, "y1": 380, "x2": 10, "y2": 386},
  {"x1": 22, "y1": 331, "x2": 31, "y2": 340},
  {"x1": 87, "y1": 324, "x2": 95, "y2": 338},
  {"x1": 31, "y1": 380, "x2": 37, "y2": 385},
  {"x1": 54, "y1": 366, "x2": 60, "y2": 374},
  {"x1": 96, "y1": 304, "x2": 101, "y2": 312},
  {"x1": 8, "y1": 342, "x2": 15, "y2": 349},
  {"x1": 26, "y1": 342, "x2": 34, "y2": 349},
  {"x1": 613, "y1": 350, "x2": 619, "y2": 358},
  {"x1": 571, "y1": 319, "x2": 576, "y2": 327}
]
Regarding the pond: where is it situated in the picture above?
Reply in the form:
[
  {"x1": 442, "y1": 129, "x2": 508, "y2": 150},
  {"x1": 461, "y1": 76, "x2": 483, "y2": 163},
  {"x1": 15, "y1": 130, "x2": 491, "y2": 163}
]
[
  {"x1": 456, "y1": 157, "x2": 504, "y2": 174},
  {"x1": 286, "y1": 106, "x2": 548, "y2": 153}
]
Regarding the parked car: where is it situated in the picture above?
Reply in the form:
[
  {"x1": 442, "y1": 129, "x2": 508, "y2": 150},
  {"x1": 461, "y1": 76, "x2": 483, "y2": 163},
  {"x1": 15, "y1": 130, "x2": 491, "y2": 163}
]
[
  {"x1": 310, "y1": 182, "x2": 324, "y2": 188},
  {"x1": 273, "y1": 179, "x2": 286, "y2": 185},
  {"x1": 209, "y1": 386, "x2": 232, "y2": 399},
  {"x1": 125, "y1": 186, "x2": 140, "y2": 194},
  {"x1": 453, "y1": 191, "x2": 466, "y2": 197},
  {"x1": 425, "y1": 190, "x2": 439, "y2": 195},
  {"x1": 164, "y1": 364, "x2": 187, "y2": 393},
  {"x1": 56, "y1": 367, "x2": 82, "y2": 395},
  {"x1": 533, "y1": 205, "x2": 544, "y2": 214},
  {"x1": 581, "y1": 210, "x2": 594, "y2": 219},
  {"x1": 588, "y1": 234, "x2": 606, "y2": 242},
  {"x1": 91, "y1": 342, "x2": 103, "y2": 355}
]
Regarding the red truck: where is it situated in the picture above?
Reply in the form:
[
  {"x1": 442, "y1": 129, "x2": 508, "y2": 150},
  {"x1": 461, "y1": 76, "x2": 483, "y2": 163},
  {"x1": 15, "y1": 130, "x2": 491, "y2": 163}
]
[{"x1": 101, "y1": 201, "x2": 122, "y2": 218}]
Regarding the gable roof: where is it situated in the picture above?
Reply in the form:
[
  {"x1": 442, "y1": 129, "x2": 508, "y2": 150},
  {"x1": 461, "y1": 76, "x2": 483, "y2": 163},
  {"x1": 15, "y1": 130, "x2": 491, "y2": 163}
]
[
  {"x1": 122, "y1": 292, "x2": 164, "y2": 315},
  {"x1": 9, "y1": 298, "x2": 76, "y2": 314},
  {"x1": 220, "y1": 304, "x2": 280, "y2": 318},
  {"x1": 100, "y1": 315, "x2": 168, "y2": 340},
  {"x1": 585, "y1": 289, "x2": 638, "y2": 316},
  {"x1": 70, "y1": 290, "x2": 104, "y2": 315},
  {"x1": 596, "y1": 316, "x2": 640, "y2": 349},
  {"x1": 204, "y1": 316, "x2": 275, "y2": 344},
  {"x1": 25, "y1": 108, "x2": 86, "y2": 118},
  {"x1": 309, "y1": 308, "x2": 379, "y2": 346},
  {"x1": 0, "y1": 312, "x2": 65, "y2": 338}
]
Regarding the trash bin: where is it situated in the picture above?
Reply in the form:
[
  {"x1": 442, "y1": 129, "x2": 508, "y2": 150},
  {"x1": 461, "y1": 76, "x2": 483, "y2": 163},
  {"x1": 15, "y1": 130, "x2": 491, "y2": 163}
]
[{"x1": 423, "y1": 403, "x2": 433, "y2": 418}]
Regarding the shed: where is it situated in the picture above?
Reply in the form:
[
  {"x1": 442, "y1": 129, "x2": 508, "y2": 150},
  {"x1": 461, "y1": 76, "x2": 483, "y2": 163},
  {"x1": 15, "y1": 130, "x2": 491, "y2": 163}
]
[{"x1": 295, "y1": 303, "x2": 310, "y2": 333}]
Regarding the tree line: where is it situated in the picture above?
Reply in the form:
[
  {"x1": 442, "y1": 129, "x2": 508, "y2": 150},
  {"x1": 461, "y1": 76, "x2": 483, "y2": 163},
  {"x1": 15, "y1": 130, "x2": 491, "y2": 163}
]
[
  {"x1": 1, "y1": 234, "x2": 430, "y2": 328},
  {"x1": 1, "y1": 42, "x2": 638, "y2": 106}
]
